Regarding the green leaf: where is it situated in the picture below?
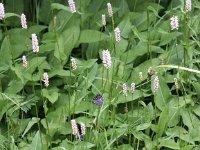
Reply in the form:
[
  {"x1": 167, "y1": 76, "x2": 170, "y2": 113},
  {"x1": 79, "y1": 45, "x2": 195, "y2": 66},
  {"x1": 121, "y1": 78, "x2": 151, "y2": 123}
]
[
  {"x1": 158, "y1": 139, "x2": 180, "y2": 149},
  {"x1": 51, "y1": 3, "x2": 70, "y2": 12},
  {"x1": 79, "y1": 30, "x2": 108, "y2": 43},
  {"x1": 22, "y1": 117, "x2": 40, "y2": 137},
  {"x1": 136, "y1": 122, "x2": 151, "y2": 131},
  {"x1": 30, "y1": 131, "x2": 42, "y2": 150},
  {"x1": 156, "y1": 106, "x2": 169, "y2": 138},
  {"x1": 193, "y1": 82, "x2": 200, "y2": 97},
  {"x1": 54, "y1": 26, "x2": 80, "y2": 62},
  {"x1": 153, "y1": 75, "x2": 171, "y2": 110},
  {"x1": 5, "y1": 13, "x2": 20, "y2": 19},
  {"x1": 42, "y1": 88, "x2": 59, "y2": 104}
]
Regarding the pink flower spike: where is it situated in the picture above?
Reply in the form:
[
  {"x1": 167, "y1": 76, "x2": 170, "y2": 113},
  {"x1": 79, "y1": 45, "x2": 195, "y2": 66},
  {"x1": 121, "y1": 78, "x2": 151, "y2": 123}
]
[
  {"x1": 170, "y1": 16, "x2": 179, "y2": 30},
  {"x1": 154, "y1": 76, "x2": 159, "y2": 93},
  {"x1": 80, "y1": 123, "x2": 86, "y2": 135},
  {"x1": 107, "y1": 3, "x2": 113, "y2": 17},
  {"x1": 114, "y1": 27, "x2": 121, "y2": 42},
  {"x1": 0, "y1": 3, "x2": 5, "y2": 20},
  {"x1": 21, "y1": 13, "x2": 27, "y2": 29},
  {"x1": 71, "y1": 57, "x2": 77, "y2": 70},
  {"x1": 102, "y1": 49, "x2": 112, "y2": 69},
  {"x1": 43, "y1": 72, "x2": 49, "y2": 87},
  {"x1": 71, "y1": 119, "x2": 78, "y2": 135},
  {"x1": 186, "y1": 0, "x2": 191, "y2": 12},
  {"x1": 32, "y1": 34, "x2": 39, "y2": 53},
  {"x1": 68, "y1": 0, "x2": 76, "y2": 14},
  {"x1": 22, "y1": 55, "x2": 28, "y2": 68},
  {"x1": 131, "y1": 82, "x2": 135, "y2": 94},
  {"x1": 122, "y1": 83, "x2": 127, "y2": 97},
  {"x1": 102, "y1": 14, "x2": 106, "y2": 26}
]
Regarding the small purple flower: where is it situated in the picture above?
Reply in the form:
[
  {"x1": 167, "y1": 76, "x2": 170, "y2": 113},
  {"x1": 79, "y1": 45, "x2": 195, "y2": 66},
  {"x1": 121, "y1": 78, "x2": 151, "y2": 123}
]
[{"x1": 94, "y1": 94, "x2": 104, "y2": 106}]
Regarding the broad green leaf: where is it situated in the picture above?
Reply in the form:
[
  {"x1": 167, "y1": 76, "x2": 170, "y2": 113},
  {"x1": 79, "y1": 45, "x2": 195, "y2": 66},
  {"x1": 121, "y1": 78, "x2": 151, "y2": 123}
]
[
  {"x1": 51, "y1": 3, "x2": 70, "y2": 12},
  {"x1": 22, "y1": 117, "x2": 40, "y2": 137},
  {"x1": 30, "y1": 131, "x2": 42, "y2": 150},
  {"x1": 193, "y1": 82, "x2": 200, "y2": 97},
  {"x1": 158, "y1": 139, "x2": 180, "y2": 149},
  {"x1": 118, "y1": 16, "x2": 132, "y2": 38},
  {"x1": 153, "y1": 75, "x2": 171, "y2": 110},
  {"x1": 5, "y1": 13, "x2": 20, "y2": 19},
  {"x1": 42, "y1": 88, "x2": 59, "y2": 104},
  {"x1": 136, "y1": 122, "x2": 151, "y2": 131},
  {"x1": 79, "y1": 30, "x2": 108, "y2": 43},
  {"x1": 156, "y1": 106, "x2": 169, "y2": 138}
]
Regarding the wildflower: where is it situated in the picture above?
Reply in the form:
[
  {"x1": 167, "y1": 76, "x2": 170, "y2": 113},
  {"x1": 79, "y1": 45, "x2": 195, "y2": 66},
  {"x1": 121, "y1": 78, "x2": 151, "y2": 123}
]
[
  {"x1": 170, "y1": 16, "x2": 179, "y2": 30},
  {"x1": 124, "y1": 104, "x2": 128, "y2": 113},
  {"x1": 139, "y1": 72, "x2": 143, "y2": 81},
  {"x1": 186, "y1": 0, "x2": 191, "y2": 12},
  {"x1": 32, "y1": 34, "x2": 39, "y2": 53},
  {"x1": 68, "y1": 0, "x2": 76, "y2": 14},
  {"x1": 43, "y1": 72, "x2": 49, "y2": 87},
  {"x1": 21, "y1": 13, "x2": 27, "y2": 29},
  {"x1": 148, "y1": 67, "x2": 154, "y2": 76},
  {"x1": 114, "y1": 27, "x2": 121, "y2": 42},
  {"x1": 102, "y1": 49, "x2": 112, "y2": 69},
  {"x1": 122, "y1": 83, "x2": 127, "y2": 97},
  {"x1": 174, "y1": 78, "x2": 179, "y2": 90},
  {"x1": 80, "y1": 123, "x2": 86, "y2": 135},
  {"x1": 22, "y1": 55, "x2": 28, "y2": 68},
  {"x1": 102, "y1": 14, "x2": 106, "y2": 26},
  {"x1": 94, "y1": 94, "x2": 104, "y2": 106},
  {"x1": 107, "y1": 3, "x2": 113, "y2": 17},
  {"x1": 71, "y1": 119, "x2": 78, "y2": 135},
  {"x1": 0, "y1": 3, "x2": 5, "y2": 20},
  {"x1": 71, "y1": 57, "x2": 77, "y2": 70},
  {"x1": 154, "y1": 76, "x2": 159, "y2": 93},
  {"x1": 131, "y1": 82, "x2": 135, "y2": 94}
]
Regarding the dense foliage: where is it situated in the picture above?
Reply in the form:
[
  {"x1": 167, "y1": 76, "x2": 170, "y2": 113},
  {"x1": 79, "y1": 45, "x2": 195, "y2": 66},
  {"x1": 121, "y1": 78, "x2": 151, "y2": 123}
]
[{"x1": 0, "y1": 0, "x2": 200, "y2": 149}]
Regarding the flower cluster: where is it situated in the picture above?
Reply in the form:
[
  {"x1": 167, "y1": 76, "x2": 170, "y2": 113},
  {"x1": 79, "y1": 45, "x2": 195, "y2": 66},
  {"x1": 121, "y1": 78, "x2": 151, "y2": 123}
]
[
  {"x1": 21, "y1": 13, "x2": 27, "y2": 29},
  {"x1": 71, "y1": 119, "x2": 78, "y2": 135},
  {"x1": 114, "y1": 27, "x2": 121, "y2": 42},
  {"x1": 154, "y1": 76, "x2": 159, "y2": 93},
  {"x1": 107, "y1": 3, "x2": 113, "y2": 17},
  {"x1": 174, "y1": 78, "x2": 179, "y2": 90},
  {"x1": 43, "y1": 72, "x2": 49, "y2": 87},
  {"x1": 170, "y1": 16, "x2": 179, "y2": 30},
  {"x1": 32, "y1": 34, "x2": 39, "y2": 53},
  {"x1": 139, "y1": 72, "x2": 143, "y2": 81},
  {"x1": 131, "y1": 82, "x2": 135, "y2": 94},
  {"x1": 71, "y1": 57, "x2": 77, "y2": 70},
  {"x1": 102, "y1": 49, "x2": 112, "y2": 69},
  {"x1": 102, "y1": 14, "x2": 106, "y2": 26},
  {"x1": 122, "y1": 83, "x2": 127, "y2": 97},
  {"x1": 22, "y1": 55, "x2": 28, "y2": 68},
  {"x1": 186, "y1": 0, "x2": 191, "y2": 12},
  {"x1": 68, "y1": 0, "x2": 76, "y2": 13},
  {"x1": 80, "y1": 123, "x2": 86, "y2": 136},
  {"x1": 94, "y1": 94, "x2": 104, "y2": 106},
  {"x1": 0, "y1": 3, "x2": 5, "y2": 20}
]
